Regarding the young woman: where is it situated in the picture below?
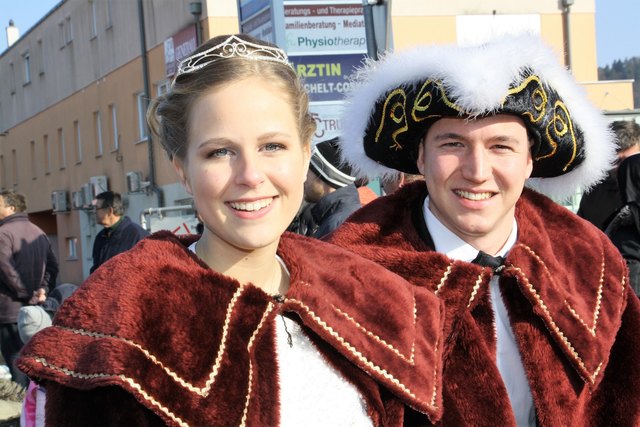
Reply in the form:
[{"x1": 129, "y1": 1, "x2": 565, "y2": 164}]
[{"x1": 18, "y1": 34, "x2": 443, "y2": 426}]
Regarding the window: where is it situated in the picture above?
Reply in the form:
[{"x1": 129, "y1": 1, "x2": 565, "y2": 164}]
[
  {"x1": 94, "y1": 110, "x2": 103, "y2": 156},
  {"x1": 60, "y1": 16, "x2": 73, "y2": 46},
  {"x1": 11, "y1": 150, "x2": 18, "y2": 186},
  {"x1": 22, "y1": 51, "x2": 31, "y2": 84},
  {"x1": 156, "y1": 80, "x2": 170, "y2": 97},
  {"x1": 9, "y1": 63, "x2": 15, "y2": 94},
  {"x1": 43, "y1": 134, "x2": 51, "y2": 174},
  {"x1": 90, "y1": 0, "x2": 98, "y2": 37},
  {"x1": 74, "y1": 120, "x2": 82, "y2": 163},
  {"x1": 58, "y1": 128, "x2": 67, "y2": 169},
  {"x1": 66, "y1": 237, "x2": 78, "y2": 260},
  {"x1": 136, "y1": 92, "x2": 149, "y2": 141},
  {"x1": 37, "y1": 39, "x2": 45, "y2": 75},
  {"x1": 108, "y1": 104, "x2": 119, "y2": 151},
  {"x1": 106, "y1": 0, "x2": 113, "y2": 29},
  {"x1": 58, "y1": 22, "x2": 65, "y2": 48},
  {"x1": 30, "y1": 141, "x2": 37, "y2": 180},
  {"x1": 65, "y1": 16, "x2": 73, "y2": 44}
]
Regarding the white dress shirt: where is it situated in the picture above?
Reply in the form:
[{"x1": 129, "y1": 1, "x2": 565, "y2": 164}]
[{"x1": 423, "y1": 197, "x2": 536, "y2": 427}]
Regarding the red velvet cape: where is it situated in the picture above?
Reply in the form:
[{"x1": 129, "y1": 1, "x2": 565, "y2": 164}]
[
  {"x1": 18, "y1": 231, "x2": 445, "y2": 426},
  {"x1": 327, "y1": 181, "x2": 640, "y2": 426}
]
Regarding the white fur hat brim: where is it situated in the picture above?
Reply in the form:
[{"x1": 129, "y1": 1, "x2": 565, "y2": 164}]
[{"x1": 339, "y1": 34, "x2": 615, "y2": 201}]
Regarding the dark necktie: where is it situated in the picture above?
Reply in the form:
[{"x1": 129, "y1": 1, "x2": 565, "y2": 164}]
[{"x1": 471, "y1": 251, "x2": 505, "y2": 272}]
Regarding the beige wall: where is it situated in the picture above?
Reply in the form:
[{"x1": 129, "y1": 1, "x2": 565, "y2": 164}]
[
  {"x1": 1, "y1": 57, "x2": 151, "y2": 212},
  {"x1": 389, "y1": 3, "x2": 632, "y2": 112}
]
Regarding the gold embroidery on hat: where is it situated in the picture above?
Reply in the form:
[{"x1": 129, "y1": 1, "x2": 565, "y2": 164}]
[
  {"x1": 412, "y1": 80, "x2": 461, "y2": 122},
  {"x1": 412, "y1": 80, "x2": 436, "y2": 122},
  {"x1": 333, "y1": 304, "x2": 416, "y2": 364},
  {"x1": 375, "y1": 88, "x2": 409, "y2": 151},
  {"x1": 507, "y1": 75, "x2": 548, "y2": 123},
  {"x1": 535, "y1": 101, "x2": 578, "y2": 171}
]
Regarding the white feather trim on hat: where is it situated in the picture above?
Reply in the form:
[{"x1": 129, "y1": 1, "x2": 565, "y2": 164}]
[{"x1": 339, "y1": 34, "x2": 616, "y2": 201}]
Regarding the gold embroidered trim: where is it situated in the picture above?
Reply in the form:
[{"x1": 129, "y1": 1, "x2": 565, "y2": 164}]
[
  {"x1": 286, "y1": 299, "x2": 437, "y2": 411},
  {"x1": 435, "y1": 264, "x2": 453, "y2": 295},
  {"x1": 332, "y1": 304, "x2": 416, "y2": 364},
  {"x1": 563, "y1": 253, "x2": 605, "y2": 337},
  {"x1": 30, "y1": 357, "x2": 190, "y2": 427},
  {"x1": 467, "y1": 272, "x2": 486, "y2": 308},
  {"x1": 519, "y1": 244, "x2": 608, "y2": 339},
  {"x1": 240, "y1": 302, "x2": 274, "y2": 427},
  {"x1": 429, "y1": 336, "x2": 440, "y2": 408},
  {"x1": 58, "y1": 284, "x2": 249, "y2": 397},
  {"x1": 509, "y1": 266, "x2": 601, "y2": 384}
]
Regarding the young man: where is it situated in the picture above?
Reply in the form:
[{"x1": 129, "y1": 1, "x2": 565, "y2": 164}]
[{"x1": 328, "y1": 35, "x2": 640, "y2": 425}]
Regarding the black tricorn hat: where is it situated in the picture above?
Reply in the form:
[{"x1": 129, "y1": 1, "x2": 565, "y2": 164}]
[{"x1": 339, "y1": 34, "x2": 616, "y2": 201}]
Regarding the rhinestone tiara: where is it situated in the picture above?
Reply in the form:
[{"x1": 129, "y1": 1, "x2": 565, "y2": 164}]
[{"x1": 175, "y1": 34, "x2": 292, "y2": 77}]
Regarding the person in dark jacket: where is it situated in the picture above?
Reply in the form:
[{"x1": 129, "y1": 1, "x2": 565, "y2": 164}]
[
  {"x1": 90, "y1": 191, "x2": 149, "y2": 274},
  {"x1": 0, "y1": 190, "x2": 58, "y2": 386},
  {"x1": 299, "y1": 137, "x2": 361, "y2": 238},
  {"x1": 577, "y1": 120, "x2": 640, "y2": 229},
  {"x1": 605, "y1": 152, "x2": 640, "y2": 296}
]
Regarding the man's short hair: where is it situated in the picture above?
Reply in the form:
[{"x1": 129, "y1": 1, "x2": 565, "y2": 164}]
[
  {"x1": 0, "y1": 190, "x2": 27, "y2": 213},
  {"x1": 610, "y1": 120, "x2": 640, "y2": 153},
  {"x1": 95, "y1": 191, "x2": 124, "y2": 216}
]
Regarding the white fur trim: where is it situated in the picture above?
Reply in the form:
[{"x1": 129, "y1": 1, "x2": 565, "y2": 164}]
[{"x1": 339, "y1": 34, "x2": 616, "y2": 201}]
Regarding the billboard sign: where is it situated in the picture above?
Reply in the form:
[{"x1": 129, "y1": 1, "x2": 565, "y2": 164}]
[
  {"x1": 164, "y1": 25, "x2": 198, "y2": 78},
  {"x1": 284, "y1": 2, "x2": 366, "y2": 55},
  {"x1": 290, "y1": 53, "x2": 365, "y2": 102}
]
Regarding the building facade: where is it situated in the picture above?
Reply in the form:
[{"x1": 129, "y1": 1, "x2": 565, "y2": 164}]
[{"x1": 0, "y1": 0, "x2": 634, "y2": 284}]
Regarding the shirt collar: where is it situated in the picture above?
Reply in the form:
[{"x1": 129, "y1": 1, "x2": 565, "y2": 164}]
[{"x1": 422, "y1": 196, "x2": 517, "y2": 262}]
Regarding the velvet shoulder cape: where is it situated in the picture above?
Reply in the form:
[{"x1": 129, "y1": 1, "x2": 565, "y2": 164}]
[
  {"x1": 327, "y1": 181, "x2": 640, "y2": 425},
  {"x1": 18, "y1": 231, "x2": 444, "y2": 426}
]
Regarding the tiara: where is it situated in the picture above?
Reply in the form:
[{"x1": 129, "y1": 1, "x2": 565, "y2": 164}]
[{"x1": 175, "y1": 35, "x2": 292, "y2": 77}]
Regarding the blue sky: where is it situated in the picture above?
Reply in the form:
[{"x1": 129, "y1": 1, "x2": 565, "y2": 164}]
[{"x1": 1, "y1": 0, "x2": 639, "y2": 67}]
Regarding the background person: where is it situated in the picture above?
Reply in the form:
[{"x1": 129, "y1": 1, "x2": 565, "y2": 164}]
[
  {"x1": 605, "y1": 153, "x2": 640, "y2": 295},
  {"x1": 18, "y1": 34, "x2": 442, "y2": 426},
  {"x1": 90, "y1": 191, "x2": 149, "y2": 273},
  {"x1": 18, "y1": 283, "x2": 78, "y2": 427},
  {"x1": 298, "y1": 137, "x2": 362, "y2": 238},
  {"x1": 0, "y1": 190, "x2": 58, "y2": 387},
  {"x1": 380, "y1": 172, "x2": 422, "y2": 196},
  {"x1": 328, "y1": 35, "x2": 640, "y2": 425},
  {"x1": 577, "y1": 120, "x2": 640, "y2": 229}
]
